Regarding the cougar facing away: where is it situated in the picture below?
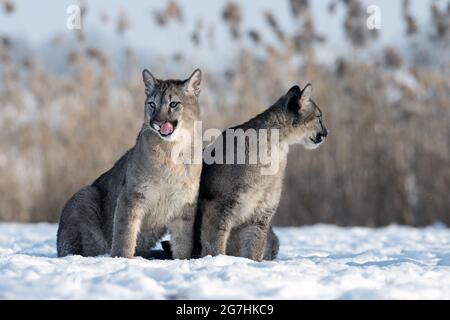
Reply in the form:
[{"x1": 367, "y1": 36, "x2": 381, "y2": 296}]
[{"x1": 193, "y1": 84, "x2": 328, "y2": 261}]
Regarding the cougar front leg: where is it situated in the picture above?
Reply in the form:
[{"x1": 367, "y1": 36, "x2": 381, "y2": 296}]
[
  {"x1": 200, "y1": 202, "x2": 232, "y2": 257},
  {"x1": 263, "y1": 226, "x2": 280, "y2": 260},
  {"x1": 135, "y1": 227, "x2": 167, "y2": 258},
  {"x1": 239, "y1": 218, "x2": 271, "y2": 262},
  {"x1": 168, "y1": 203, "x2": 196, "y2": 259},
  {"x1": 111, "y1": 192, "x2": 144, "y2": 258}
]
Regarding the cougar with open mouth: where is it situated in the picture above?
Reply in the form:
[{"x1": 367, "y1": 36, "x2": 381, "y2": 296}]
[{"x1": 57, "y1": 69, "x2": 202, "y2": 259}]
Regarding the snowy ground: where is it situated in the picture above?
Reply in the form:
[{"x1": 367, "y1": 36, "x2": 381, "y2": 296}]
[{"x1": 1, "y1": 223, "x2": 450, "y2": 299}]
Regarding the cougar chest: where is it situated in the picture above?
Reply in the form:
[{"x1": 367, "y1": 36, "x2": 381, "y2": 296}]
[{"x1": 140, "y1": 162, "x2": 199, "y2": 224}]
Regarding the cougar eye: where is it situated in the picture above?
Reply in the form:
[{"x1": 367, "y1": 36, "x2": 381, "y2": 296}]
[{"x1": 169, "y1": 101, "x2": 180, "y2": 108}]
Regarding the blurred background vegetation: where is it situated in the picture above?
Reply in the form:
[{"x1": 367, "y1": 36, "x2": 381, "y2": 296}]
[{"x1": 0, "y1": 0, "x2": 449, "y2": 226}]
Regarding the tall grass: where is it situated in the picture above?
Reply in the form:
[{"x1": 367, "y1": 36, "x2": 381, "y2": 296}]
[{"x1": 0, "y1": 0, "x2": 449, "y2": 225}]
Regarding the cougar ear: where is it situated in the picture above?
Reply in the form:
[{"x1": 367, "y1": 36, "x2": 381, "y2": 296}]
[
  {"x1": 300, "y1": 83, "x2": 312, "y2": 106},
  {"x1": 286, "y1": 85, "x2": 302, "y2": 112},
  {"x1": 287, "y1": 85, "x2": 302, "y2": 96},
  {"x1": 185, "y1": 68, "x2": 202, "y2": 96},
  {"x1": 142, "y1": 69, "x2": 158, "y2": 95}
]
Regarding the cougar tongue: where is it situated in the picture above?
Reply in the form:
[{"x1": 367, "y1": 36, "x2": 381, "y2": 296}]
[{"x1": 160, "y1": 121, "x2": 174, "y2": 135}]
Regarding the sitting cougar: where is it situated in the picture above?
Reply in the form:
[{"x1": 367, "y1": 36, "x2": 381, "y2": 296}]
[
  {"x1": 193, "y1": 84, "x2": 328, "y2": 261},
  {"x1": 57, "y1": 69, "x2": 202, "y2": 259}
]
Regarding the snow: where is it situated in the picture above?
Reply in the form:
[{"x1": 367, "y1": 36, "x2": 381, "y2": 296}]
[{"x1": 1, "y1": 223, "x2": 450, "y2": 299}]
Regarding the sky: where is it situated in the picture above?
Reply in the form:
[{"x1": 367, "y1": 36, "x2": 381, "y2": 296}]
[{"x1": 0, "y1": 0, "x2": 438, "y2": 70}]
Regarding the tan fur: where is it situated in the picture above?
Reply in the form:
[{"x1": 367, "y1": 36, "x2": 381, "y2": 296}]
[
  {"x1": 57, "y1": 69, "x2": 202, "y2": 259},
  {"x1": 193, "y1": 84, "x2": 327, "y2": 261}
]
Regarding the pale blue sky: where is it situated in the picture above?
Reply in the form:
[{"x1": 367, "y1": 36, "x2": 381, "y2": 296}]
[{"x1": 0, "y1": 0, "x2": 438, "y2": 70}]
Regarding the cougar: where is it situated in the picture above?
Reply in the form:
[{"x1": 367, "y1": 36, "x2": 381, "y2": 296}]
[
  {"x1": 57, "y1": 69, "x2": 202, "y2": 259},
  {"x1": 192, "y1": 83, "x2": 328, "y2": 261}
]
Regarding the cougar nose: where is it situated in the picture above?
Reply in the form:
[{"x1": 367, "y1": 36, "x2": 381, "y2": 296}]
[
  {"x1": 315, "y1": 128, "x2": 328, "y2": 143},
  {"x1": 315, "y1": 133, "x2": 323, "y2": 143}
]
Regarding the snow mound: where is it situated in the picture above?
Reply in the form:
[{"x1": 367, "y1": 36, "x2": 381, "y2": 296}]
[{"x1": 1, "y1": 223, "x2": 450, "y2": 299}]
